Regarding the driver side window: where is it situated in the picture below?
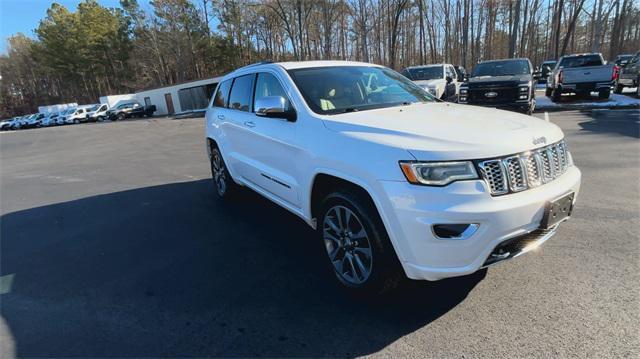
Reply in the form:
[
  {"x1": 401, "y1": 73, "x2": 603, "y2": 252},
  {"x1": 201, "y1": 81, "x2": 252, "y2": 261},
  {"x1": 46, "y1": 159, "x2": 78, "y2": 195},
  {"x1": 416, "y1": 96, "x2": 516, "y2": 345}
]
[{"x1": 253, "y1": 73, "x2": 291, "y2": 112}]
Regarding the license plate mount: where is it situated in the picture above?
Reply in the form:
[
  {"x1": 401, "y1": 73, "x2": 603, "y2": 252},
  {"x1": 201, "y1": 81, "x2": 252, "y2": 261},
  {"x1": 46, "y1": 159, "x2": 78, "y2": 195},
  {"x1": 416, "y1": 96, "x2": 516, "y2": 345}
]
[{"x1": 540, "y1": 192, "x2": 574, "y2": 229}]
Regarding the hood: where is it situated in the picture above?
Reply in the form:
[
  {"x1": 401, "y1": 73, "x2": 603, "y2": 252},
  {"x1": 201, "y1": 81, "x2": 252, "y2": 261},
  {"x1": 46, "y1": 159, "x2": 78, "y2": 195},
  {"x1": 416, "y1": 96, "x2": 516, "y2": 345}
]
[
  {"x1": 413, "y1": 79, "x2": 445, "y2": 88},
  {"x1": 321, "y1": 102, "x2": 564, "y2": 160},
  {"x1": 467, "y1": 74, "x2": 531, "y2": 87}
]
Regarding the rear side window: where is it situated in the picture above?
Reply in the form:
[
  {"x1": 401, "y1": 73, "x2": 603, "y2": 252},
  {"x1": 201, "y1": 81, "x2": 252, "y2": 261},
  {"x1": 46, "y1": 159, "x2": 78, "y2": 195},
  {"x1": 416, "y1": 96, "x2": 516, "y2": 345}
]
[
  {"x1": 228, "y1": 74, "x2": 255, "y2": 112},
  {"x1": 213, "y1": 80, "x2": 232, "y2": 108}
]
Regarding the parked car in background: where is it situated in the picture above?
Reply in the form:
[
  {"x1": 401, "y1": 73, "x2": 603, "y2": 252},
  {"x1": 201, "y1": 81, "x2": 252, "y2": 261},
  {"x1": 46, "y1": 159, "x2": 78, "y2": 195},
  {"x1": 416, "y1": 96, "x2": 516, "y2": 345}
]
[
  {"x1": 614, "y1": 51, "x2": 640, "y2": 95},
  {"x1": 401, "y1": 64, "x2": 460, "y2": 101},
  {"x1": 545, "y1": 53, "x2": 615, "y2": 101},
  {"x1": 458, "y1": 58, "x2": 538, "y2": 114},
  {"x1": 60, "y1": 107, "x2": 89, "y2": 124},
  {"x1": 0, "y1": 118, "x2": 15, "y2": 130},
  {"x1": 23, "y1": 113, "x2": 45, "y2": 128},
  {"x1": 614, "y1": 54, "x2": 634, "y2": 66},
  {"x1": 205, "y1": 60, "x2": 581, "y2": 294},
  {"x1": 454, "y1": 65, "x2": 467, "y2": 82},
  {"x1": 41, "y1": 113, "x2": 60, "y2": 127},
  {"x1": 105, "y1": 101, "x2": 156, "y2": 121},
  {"x1": 538, "y1": 60, "x2": 556, "y2": 84},
  {"x1": 85, "y1": 103, "x2": 109, "y2": 122},
  {"x1": 57, "y1": 108, "x2": 75, "y2": 125}
]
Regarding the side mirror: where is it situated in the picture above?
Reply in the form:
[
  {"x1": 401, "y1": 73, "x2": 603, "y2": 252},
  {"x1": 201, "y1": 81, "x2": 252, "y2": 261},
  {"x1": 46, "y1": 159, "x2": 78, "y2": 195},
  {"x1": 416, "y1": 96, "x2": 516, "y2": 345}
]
[
  {"x1": 446, "y1": 75, "x2": 453, "y2": 84},
  {"x1": 533, "y1": 71, "x2": 542, "y2": 80},
  {"x1": 255, "y1": 96, "x2": 295, "y2": 122},
  {"x1": 463, "y1": 74, "x2": 469, "y2": 81}
]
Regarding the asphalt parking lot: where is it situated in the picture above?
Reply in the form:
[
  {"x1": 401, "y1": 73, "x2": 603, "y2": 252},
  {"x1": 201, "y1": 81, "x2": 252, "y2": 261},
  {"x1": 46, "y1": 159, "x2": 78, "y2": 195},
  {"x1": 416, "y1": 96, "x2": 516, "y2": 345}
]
[{"x1": 1, "y1": 110, "x2": 639, "y2": 357}]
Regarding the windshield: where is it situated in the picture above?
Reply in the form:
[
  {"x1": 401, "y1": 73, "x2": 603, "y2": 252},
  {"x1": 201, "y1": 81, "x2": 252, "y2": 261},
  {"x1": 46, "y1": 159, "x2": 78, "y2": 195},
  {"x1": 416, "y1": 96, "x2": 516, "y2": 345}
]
[
  {"x1": 559, "y1": 55, "x2": 603, "y2": 68},
  {"x1": 402, "y1": 66, "x2": 443, "y2": 81},
  {"x1": 65, "y1": 109, "x2": 76, "y2": 115},
  {"x1": 472, "y1": 60, "x2": 531, "y2": 77},
  {"x1": 88, "y1": 105, "x2": 100, "y2": 111},
  {"x1": 288, "y1": 66, "x2": 435, "y2": 115}
]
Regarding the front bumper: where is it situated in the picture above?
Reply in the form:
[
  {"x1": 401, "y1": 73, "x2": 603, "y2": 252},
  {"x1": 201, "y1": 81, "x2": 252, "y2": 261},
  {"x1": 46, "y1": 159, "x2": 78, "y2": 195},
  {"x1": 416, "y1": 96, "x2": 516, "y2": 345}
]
[
  {"x1": 376, "y1": 165, "x2": 581, "y2": 281},
  {"x1": 461, "y1": 99, "x2": 533, "y2": 112}
]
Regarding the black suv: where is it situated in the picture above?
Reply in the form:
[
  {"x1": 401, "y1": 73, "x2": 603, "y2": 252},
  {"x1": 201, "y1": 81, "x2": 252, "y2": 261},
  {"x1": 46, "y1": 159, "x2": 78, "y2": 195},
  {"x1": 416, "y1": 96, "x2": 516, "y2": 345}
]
[
  {"x1": 458, "y1": 58, "x2": 539, "y2": 114},
  {"x1": 106, "y1": 101, "x2": 156, "y2": 121}
]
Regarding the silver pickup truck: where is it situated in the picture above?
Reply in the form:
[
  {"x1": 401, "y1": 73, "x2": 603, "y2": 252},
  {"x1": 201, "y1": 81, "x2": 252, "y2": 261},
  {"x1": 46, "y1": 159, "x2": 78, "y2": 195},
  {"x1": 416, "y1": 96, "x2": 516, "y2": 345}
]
[{"x1": 545, "y1": 53, "x2": 615, "y2": 102}]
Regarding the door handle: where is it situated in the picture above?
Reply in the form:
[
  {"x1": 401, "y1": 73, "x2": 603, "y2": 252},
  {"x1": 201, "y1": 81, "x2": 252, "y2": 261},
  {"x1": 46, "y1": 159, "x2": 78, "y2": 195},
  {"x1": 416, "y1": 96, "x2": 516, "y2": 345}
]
[
  {"x1": 244, "y1": 121, "x2": 255, "y2": 128},
  {"x1": 217, "y1": 114, "x2": 225, "y2": 120}
]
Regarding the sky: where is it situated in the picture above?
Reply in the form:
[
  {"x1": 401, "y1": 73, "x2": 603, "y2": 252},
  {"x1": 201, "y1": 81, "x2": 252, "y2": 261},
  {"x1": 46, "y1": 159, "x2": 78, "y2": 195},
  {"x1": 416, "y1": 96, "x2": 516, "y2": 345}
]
[{"x1": 0, "y1": 0, "x2": 151, "y2": 54}]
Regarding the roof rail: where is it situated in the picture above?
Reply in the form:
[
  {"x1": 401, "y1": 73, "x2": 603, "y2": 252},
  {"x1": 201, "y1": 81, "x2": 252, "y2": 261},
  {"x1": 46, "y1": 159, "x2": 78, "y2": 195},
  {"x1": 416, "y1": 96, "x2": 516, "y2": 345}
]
[{"x1": 235, "y1": 61, "x2": 273, "y2": 71}]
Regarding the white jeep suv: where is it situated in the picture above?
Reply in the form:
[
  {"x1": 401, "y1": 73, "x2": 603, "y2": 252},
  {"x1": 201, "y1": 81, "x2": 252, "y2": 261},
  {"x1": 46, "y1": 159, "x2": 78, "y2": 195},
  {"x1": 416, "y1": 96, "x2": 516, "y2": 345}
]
[{"x1": 205, "y1": 61, "x2": 581, "y2": 294}]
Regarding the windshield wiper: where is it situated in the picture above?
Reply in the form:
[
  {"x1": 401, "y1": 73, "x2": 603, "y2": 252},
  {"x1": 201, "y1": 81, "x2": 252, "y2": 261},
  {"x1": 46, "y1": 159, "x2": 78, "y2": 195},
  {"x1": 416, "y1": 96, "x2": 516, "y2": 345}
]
[{"x1": 342, "y1": 107, "x2": 359, "y2": 113}]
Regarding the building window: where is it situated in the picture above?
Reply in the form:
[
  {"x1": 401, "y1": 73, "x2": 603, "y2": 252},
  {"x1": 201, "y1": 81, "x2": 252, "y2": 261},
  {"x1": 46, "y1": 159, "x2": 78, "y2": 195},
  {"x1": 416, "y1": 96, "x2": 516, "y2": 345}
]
[{"x1": 178, "y1": 83, "x2": 218, "y2": 111}]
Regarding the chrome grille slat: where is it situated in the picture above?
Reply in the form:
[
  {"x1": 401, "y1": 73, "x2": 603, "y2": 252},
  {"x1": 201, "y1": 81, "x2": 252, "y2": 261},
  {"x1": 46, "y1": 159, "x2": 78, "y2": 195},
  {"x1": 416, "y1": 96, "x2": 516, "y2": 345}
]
[
  {"x1": 478, "y1": 140, "x2": 569, "y2": 196},
  {"x1": 478, "y1": 160, "x2": 508, "y2": 195}
]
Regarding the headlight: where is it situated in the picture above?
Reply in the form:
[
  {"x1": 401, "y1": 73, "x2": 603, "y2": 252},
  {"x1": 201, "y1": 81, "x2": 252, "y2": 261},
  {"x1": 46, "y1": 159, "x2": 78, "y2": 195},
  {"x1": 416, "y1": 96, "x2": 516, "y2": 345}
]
[{"x1": 399, "y1": 161, "x2": 479, "y2": 186}]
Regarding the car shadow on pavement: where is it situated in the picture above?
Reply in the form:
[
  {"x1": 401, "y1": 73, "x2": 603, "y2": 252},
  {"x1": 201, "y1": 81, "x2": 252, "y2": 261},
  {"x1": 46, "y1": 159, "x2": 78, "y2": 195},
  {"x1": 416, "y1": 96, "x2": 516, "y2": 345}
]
[
  {"x1": 577, "y1": 109, "x2": 640, "y2": 138},
  {"x1": 0, "y1": 179, "x2": 485, "y2": 357}
]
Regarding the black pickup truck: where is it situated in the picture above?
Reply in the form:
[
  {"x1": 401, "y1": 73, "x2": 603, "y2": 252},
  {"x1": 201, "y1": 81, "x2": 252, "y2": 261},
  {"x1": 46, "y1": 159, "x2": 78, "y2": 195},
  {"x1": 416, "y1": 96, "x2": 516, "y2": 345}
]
[
  {"x1": 106, "y1": 101, "x2": 156, "y2": 121},
  {"x1": 458, "y1": 58, "x2": 539, "y2": 114}
]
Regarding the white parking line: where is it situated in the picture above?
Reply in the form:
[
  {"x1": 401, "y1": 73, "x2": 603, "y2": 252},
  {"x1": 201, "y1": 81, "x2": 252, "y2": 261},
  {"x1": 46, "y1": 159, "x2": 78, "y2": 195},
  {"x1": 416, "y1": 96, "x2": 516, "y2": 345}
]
[{"x1": 544, "y1": 112, "x2": 550, "y2": 122}]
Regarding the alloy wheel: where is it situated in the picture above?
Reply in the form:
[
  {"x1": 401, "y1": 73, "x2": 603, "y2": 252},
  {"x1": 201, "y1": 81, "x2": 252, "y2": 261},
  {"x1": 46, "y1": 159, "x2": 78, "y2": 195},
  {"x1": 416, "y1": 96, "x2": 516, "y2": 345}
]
[
  {"x1": 211, "y1": 151, "x2": 227, "y2": 196},
  {"x1": 322, "y1": 205, "x2": 373, "y2": 285}
]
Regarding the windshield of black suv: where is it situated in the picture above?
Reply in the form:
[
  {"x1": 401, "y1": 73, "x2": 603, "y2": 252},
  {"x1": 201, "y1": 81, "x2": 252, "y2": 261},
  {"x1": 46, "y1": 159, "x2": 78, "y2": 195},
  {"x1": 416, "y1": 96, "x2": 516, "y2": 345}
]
[
  {"x1": 288, "y1": 66, "x2": 435, "y2": 115},
  {"x1": 559, "y1": 55, "x2": 603, "y2": 68},
  {"x1": 402, "y1": 66, "x2": 443, "y2": 81},
  {"x1": 471, "y1": 60, "x2": 531, "y2": 77}
]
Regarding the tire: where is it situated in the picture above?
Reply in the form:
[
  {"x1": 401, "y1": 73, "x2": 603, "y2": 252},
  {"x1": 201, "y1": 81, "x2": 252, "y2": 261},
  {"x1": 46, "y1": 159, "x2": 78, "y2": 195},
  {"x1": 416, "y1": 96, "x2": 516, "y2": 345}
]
[
  {"x1": 613, "y1": 80, "x2": 623, "y2": 94},
  {"x1": 551, "y1": 88, "x2": 561, "y2": 103},
  {"x1": 318, "y1": 190, "x2": 403, "y2": 295},
  {"x1": 545, "y1": 87, "x2": 552, "y2": 97},
  {"x1": 598, "y1": 88, "x2": 610, "y2": 100},
  {"x1": 74, "y1": 119, "x2": 80, "y2": 124},
  {"x1": 209, "y1": 146, "x2": 239, "y2": 199},
  {"x1": 117, "y1": 113, "x2": 126, "y2": 121}
]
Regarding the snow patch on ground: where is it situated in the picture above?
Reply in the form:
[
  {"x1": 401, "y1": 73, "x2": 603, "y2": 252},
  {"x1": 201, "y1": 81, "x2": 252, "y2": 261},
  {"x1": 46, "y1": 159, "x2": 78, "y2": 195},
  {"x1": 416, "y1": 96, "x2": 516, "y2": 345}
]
[{"x1": 536, "y1": 88, "x2": 639, "y2": 109}]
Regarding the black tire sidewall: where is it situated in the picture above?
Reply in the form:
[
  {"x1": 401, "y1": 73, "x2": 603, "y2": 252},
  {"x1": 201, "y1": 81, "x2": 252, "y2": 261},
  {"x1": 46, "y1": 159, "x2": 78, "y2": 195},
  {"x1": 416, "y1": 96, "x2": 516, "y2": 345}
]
[
  {"x1": 317, "y1": 191, "x2": 402, "y2": 294},
  {"x1": 210, "y1": 146, "x2": 237, "y2": 199}
]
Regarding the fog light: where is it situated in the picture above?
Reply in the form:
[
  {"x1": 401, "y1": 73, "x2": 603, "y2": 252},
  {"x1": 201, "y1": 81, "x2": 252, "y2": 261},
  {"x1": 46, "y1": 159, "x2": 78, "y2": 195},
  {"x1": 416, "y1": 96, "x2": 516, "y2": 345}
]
[
  {"x1": 519, "y1": 94, "x2": 528, "y2": 99},
  {"x1": 432, "y1": 223, "x2": 479, "y2": 240},
  {"x1": 459, "y1": 96, "x2": 467, "y2": 102}
]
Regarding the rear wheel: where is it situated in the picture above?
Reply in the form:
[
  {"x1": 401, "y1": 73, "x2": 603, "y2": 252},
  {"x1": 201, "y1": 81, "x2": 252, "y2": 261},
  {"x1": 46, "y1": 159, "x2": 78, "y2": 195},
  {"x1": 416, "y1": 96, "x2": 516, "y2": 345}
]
[
  {"x1": 318, "y1": 191, "x2": 402, "y2": 295},
  {"x1": 598, "y1": 88, "x2": 610, "y2": 100},
  {"x1": 613, "y1": 80, "x2": 623, "y2": 94},
  {"x1": 551, "y1": 88, "x2": 562, "y2": 103},
  {"x1": 545, "y1": 87, "x2": 552, "y2": 97}
]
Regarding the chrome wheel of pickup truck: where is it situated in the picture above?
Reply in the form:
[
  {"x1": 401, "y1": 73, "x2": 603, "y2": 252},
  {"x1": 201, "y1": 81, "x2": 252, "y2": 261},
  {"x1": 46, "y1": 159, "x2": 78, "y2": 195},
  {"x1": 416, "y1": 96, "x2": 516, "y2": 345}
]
[{"x1": 323, "y1": 205, "x2": 373, "y2": 285}]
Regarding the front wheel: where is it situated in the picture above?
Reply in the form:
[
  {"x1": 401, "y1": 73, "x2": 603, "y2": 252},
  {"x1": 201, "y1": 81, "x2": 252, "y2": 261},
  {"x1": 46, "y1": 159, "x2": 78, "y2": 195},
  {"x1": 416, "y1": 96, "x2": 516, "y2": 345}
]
[
  {"x1": 210, "y1": 146, "x2": 239, "y2": 199},
  {"x1": 551, "y1": 88, "x2": 562, "y2": 103},
  {"x1": 318, "y1": 191, "x2": 403, "y2": 295},
  {"x1": 117, "y1": 113, "x2": 126, "y2": 121},
  {"x1": 545, "y1": 87, "x2": 552, "y2": 97}
]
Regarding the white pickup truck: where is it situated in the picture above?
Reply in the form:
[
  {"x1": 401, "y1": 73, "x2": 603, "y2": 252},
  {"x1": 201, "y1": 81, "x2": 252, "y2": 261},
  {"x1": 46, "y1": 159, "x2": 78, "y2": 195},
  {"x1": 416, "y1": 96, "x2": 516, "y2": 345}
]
[
  {"x1": 545, "y1": 53, "x2": 615, "y2": 102},
  {"x1": 206, "y1": 61, "x2": 581, "y2": 295}
]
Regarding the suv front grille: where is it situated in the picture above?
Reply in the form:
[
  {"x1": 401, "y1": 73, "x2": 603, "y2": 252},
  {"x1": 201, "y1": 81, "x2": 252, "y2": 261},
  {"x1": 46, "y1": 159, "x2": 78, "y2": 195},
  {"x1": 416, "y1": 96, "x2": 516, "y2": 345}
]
[{"x1": 477, "y1": 140, "x2": 569, "y2": 196}]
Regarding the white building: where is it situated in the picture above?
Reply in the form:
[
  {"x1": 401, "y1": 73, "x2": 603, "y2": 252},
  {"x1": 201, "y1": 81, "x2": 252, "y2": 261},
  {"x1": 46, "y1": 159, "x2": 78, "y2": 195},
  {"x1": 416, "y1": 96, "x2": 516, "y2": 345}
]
[{"x1": 135, "y1": 77, "x2": 223, "y2": 116}]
